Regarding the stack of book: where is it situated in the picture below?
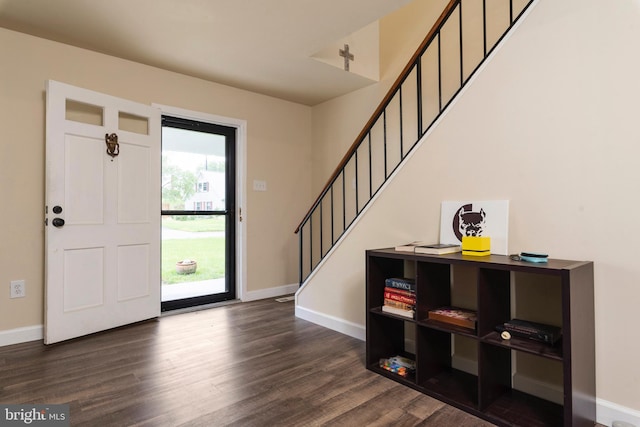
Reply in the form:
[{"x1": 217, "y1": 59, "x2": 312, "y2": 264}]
[
  {"x1": 381, "y1": 277, "x2": 415, "y2": 319},
  {"x1": 427, "y1": 306, "x2": 477, "y2": 330}
]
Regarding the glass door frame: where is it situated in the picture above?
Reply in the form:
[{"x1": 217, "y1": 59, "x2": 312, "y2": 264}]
[{"x1": 160, "y1": 115, "x2": 237, "y2": 311}]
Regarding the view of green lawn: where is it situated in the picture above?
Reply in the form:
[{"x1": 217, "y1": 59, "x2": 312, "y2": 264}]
[
  {"x1": 162, "y1": 216, "x2": 225, "y2": 232},
  {"x1": 162, "y1": 216, "x2": 226, "y2": 285},
  {"x1": 162, "y1": 237, "x2": 225, "y2": 284}
]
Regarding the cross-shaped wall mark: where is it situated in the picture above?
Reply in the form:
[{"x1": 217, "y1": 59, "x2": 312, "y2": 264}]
[{"x1": 339, "y1": 44, "x2": 354, "y2": 72}]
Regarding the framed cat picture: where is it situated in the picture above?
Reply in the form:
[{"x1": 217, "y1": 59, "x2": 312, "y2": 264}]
[{"x1": 439, "y1": 200, "x2": 509, "y2": 255}]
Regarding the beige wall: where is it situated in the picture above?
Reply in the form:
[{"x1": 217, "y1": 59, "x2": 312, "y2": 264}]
[
  {"x1": 310, "y1": 0, "x2": 449, "y2": 194},
  {"x1": 300, "y1": 0, "x2": 640, "y2": 417},
  {"x1": 0, "y1": 28, "x2": 312, "y2": 332}
]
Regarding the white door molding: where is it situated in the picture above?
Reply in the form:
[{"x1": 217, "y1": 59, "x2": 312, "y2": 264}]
[{"x1": 153, "y1": 103, "x2": 247, "y2": 302}]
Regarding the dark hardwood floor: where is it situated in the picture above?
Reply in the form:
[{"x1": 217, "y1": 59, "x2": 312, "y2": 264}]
[{"x1": 0, "y1": 298, "x2": 531, "y2": 426}]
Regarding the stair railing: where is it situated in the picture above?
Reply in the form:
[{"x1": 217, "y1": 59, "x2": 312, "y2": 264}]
[{"x1": 295, "y1": 0, "x2": 536, "y2": 285}]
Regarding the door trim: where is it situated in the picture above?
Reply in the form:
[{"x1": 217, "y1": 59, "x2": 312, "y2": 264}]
[{"x1": 153, "y1": 104, "x2": 246, "y2": 302}]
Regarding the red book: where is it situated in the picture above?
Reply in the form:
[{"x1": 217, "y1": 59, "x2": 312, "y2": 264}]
[
  {"x1": 384, "y1": 291, "x2": 416, "y2": 305},
  {"x1": 383, "y1": 286, "x2": 415, "y2": 298}
]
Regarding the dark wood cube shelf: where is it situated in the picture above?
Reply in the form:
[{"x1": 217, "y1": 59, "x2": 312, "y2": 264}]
[{"x1": 366, "y1": 248, "x2": 595, "y2": 427}]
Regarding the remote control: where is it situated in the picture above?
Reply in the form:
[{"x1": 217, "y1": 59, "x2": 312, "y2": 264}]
[{"x1": 520, "y1": 252, "x2": 548, "y2": 258}]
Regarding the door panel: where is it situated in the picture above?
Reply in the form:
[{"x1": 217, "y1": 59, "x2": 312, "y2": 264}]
[
  {"x1": 65, "y1": 134, "x2": 104, "y2": 224},
  {"x1": 117, "y1": 244, "x2": 150, "y2": 301},
  {"x1": 63, "y1": 248, "x2": 104, "y2": 311},
  {"x1": 118, "y1": 143, "x2": 151, "y2": 223},
  {"x1": 45, "y1": 80, "x2": 161, "y2": 344}
]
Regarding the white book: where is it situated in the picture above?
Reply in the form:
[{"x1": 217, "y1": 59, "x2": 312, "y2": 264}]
[
  {"x1": 414, "y1": 243, "x2": 462, "y2": 255},
  {"x1": 394, "y1": 241, "x2": 427, "y2": 252},
  {"x1": 382, "y1": 305, "x2": 414, "y2": 319}
]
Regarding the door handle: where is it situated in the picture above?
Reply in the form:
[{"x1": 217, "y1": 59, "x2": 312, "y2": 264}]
[{"x1": 52, "y1": 218, "x2": 65, "y2": 228}]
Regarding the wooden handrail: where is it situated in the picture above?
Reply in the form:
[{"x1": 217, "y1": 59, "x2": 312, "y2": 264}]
[{"x1": 294, "y1": 0, "x2": 459, "y2": 233}]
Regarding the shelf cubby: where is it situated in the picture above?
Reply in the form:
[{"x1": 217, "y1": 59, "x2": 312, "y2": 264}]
[
  {"x1": 366, "y1": 311, "x2": 416, "y2": 384},
  {"x1": 416, "y1": 326, "x2": 479, "y2": 408}
]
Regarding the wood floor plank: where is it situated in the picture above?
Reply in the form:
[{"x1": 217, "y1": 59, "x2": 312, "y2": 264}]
[{"x1": 2, "y1": 297, "x2": 596, "y2": 426}]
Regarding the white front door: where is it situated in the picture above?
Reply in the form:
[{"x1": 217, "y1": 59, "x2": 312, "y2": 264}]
[{"x1": 45, "y1": 81, "x2": 161, "y2": 344}]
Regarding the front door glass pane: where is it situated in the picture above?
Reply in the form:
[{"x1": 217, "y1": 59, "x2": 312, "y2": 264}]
[{"x1": 161, "y1": 126, "x2": 228, "y2": 303}]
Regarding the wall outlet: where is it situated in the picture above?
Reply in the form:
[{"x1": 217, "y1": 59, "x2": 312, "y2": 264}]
[{"x1": 10, "y1": 280, "x2": 26, "y2": 298}]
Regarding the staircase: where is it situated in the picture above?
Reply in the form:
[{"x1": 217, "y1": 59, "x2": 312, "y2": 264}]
[{"x1": 295, "y1": 0, "x2": 536, "y2": 285}]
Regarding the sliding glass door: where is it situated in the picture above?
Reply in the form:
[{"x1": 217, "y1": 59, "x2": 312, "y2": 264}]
[{"x1": 161, "y1": 116, "x2": 236, "y2": 311}]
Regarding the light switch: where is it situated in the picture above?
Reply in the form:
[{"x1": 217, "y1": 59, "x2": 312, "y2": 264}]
[{"x1": 253, "y1": 180, "x2": 267, "y2": 192}]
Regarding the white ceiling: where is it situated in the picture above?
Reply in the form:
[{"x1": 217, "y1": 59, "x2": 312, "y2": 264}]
[{"x1": 0, "y1": 0, "x2": 414, "y2": 105}]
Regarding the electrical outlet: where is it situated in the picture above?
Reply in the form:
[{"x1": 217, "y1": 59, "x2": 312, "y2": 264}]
[
  {"x1": 612, "y1": 422, "x2": 636, "y2": 427},
  {"x1": 10, "y1": 280, "x2": 25, "y2": 298}
]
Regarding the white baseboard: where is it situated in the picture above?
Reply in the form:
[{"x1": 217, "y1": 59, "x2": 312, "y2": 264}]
[
  {"x1": 242, "y1": 283, "x2": 299, "y2": 302},
  {"x1": 294, "y1": 305, "x2": 365, "y2": 341},
  {"x1": 597, "y1": 398, "x2": 640, "y2": 427},
  {"x1": 0, "y1": 325, "x2": 43, "y2": 347}
]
